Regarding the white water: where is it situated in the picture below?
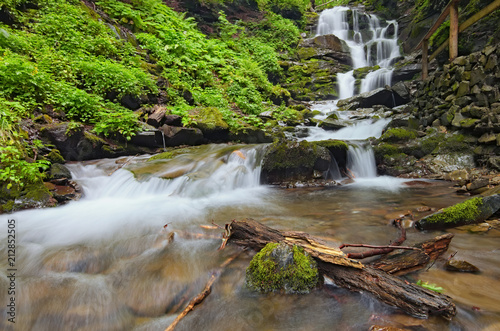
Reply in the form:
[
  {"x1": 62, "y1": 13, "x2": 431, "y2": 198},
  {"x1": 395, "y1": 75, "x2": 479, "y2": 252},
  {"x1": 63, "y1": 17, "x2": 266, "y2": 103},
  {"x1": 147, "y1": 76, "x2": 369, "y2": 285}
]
[
  {"x1": 0, "y1": 145, "x2": 271, "y2": 247},
  {"x1": 317, "y1": 7, "x2": 400, "y2": 96}
]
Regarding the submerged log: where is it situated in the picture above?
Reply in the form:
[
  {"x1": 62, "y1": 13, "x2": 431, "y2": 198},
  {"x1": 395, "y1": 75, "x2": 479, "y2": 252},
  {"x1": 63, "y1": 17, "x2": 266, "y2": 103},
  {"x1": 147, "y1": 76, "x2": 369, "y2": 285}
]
[
  {"x1": 225, "y1": 219, "x2": 456, "y2": 319},
  {"x1": 370, "y1": 233, "x2": 454, "y2": 276}
]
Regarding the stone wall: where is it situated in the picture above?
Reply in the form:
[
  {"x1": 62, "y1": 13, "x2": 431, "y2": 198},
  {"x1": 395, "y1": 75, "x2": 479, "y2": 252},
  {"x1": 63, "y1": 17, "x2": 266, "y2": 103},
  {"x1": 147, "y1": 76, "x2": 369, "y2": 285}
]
[{"x1": 411, "y1": 44, "x2": 500, "y2": 169}]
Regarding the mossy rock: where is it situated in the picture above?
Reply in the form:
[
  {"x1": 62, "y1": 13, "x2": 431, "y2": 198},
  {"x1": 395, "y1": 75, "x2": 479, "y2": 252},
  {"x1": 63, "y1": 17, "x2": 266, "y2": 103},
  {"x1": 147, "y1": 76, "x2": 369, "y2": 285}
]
[
  {"x1": 416, "y1": 194, "x2": 500, "y2": 230},
  {"x1": 380, "y1": 128, "x2": 417, "y2": 143},
  {"x1": 190, "y1": 107, "x2": 229, "y2": 132},
  {"x1": 47, "y1": 149, "x2": 65, "y2": 164},
  {"x1": 260, "y1": 140, "x2": 331, "y2": 183},
  {"x1": 246, "y1": 242, "x2": 319, "y2": 294}
]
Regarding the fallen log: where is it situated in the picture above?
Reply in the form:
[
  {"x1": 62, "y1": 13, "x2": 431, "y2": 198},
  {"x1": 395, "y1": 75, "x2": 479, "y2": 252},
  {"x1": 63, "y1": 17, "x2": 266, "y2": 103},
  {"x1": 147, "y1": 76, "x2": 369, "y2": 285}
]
[
  {"x1": 370, "y1": 233, "x2": 454, "y2": 276},
  {"x1": 225, "y1": 218, "x2": 456, "y2": 319}
]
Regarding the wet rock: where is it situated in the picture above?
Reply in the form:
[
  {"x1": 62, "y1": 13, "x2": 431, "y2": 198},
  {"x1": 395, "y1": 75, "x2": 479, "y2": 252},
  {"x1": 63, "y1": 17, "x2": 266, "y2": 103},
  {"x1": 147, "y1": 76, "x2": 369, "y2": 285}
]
[
  {"x1": 466, "y1": 178, "x2": 489, "y2": 192},
  {"x1": 444, "y1": 169, "x2": 469, "y2": 183},
  {"x1": 228, "y1": 126, "x2": 273, "y2": 144},
  {"x1": 260, "y1": 140, "x2": 332, "y2": 184},
  {"x1": 49, "y1": 163, "x2": 72, "y2": 179},
  {"x1": 43, "y1": 246, "x2": 111, "y2": 274},
  {"x1": 468, "y1": 222, "x2": 492, "y2": 233},
  {"x1": 158, "y1": 125, "x2": 204, "y2": 147},
  {"x1": 391, "y1": 81, "x2": 410, "y2": 105},
  {"x1": 164, "y1": 114, "x2": 182, "y2": 127},
  {"x1": 445, "y1": 259, "x2": 480, "y2": 273},
  {"x1": 130, "y1": 130, "x2": 163, "y2": 148},
  {"x1": 337, "y1": 87, "x2": 395, "y2": 109}
]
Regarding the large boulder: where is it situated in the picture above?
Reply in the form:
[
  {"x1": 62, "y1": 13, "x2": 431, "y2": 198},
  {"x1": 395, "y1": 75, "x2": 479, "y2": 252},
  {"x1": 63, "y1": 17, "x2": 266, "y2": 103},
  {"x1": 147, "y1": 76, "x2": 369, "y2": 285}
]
[
  {"x1": 337, "y1": 87, "x2": 397, "y2": 109},
  {"x1": 260, "y1": 140, "x2": 332, "y2": 184},
  {"x1": 297, "y1": 35, "x2": 350, "y2": 64},
  {"x1": 158, "y1": 125, "x2": 204, "y2": 147},
  {"x1": 40, "y1": 123, "x2": 128, "y2": 161}
]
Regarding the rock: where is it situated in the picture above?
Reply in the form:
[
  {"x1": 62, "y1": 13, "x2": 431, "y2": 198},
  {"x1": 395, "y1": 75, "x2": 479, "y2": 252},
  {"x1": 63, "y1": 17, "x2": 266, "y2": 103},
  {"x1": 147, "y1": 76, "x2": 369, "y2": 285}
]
[
  {"x1": 49, "y1": 163, "x2": 72, "y2": 179},
  {"x1": 246, "y1": 242, "x2": 319, "y2": 294},
  {"x1": 40, "y1": 123, "x2": 127, "y2": 161},
  {"x1": 130, "y1": 130, "x2": 163, "y2": 148},
  {"x1": 337, "y1": 87, "x2": 395, "y2": 109},
  {"x1": 392, "y1": 63, "x2": 422, "y2": 82},
  {"x1": 415, "y1": 194, "x2": 500, "y2": 230},
  {"x1": 445, "y1": 259, "x2": 480, "y2": 273},
  {"x1": 391, "y1": 81, "x2": 410, "y2": 104},
  {"x1": 468, "y1": 222, "x2": 491, "y2": 233},
  {"x1": 444, "y1": 169, "x2": 469, "y2": 184},
  {"x1": 190, "y1": 107, "x2": 229, "y2": 141},
  {"x1": 318, "y1": 117, "x2": 349, "y2": 130},
  {"x1": 158, "y1": 125, "x2": 204, "y2": 147},
  {"x1": 164, "y1": 114, "x2": 182, "y2": 126},
  {"x1": 297, "y1": 36, "x2": 350, "y2": 64},
  {"x1": 260, "y1": 140, "x2": 332, "y2": 184},
  {"x1": 228, "y1": 126, "x2": 273, "y2": 144},
  {"x1": 466, "y1": 178, "x2": 489, "y2": 191},
  {"x1": 42, "y1": 246, "x2": 110, "y2": 274}
]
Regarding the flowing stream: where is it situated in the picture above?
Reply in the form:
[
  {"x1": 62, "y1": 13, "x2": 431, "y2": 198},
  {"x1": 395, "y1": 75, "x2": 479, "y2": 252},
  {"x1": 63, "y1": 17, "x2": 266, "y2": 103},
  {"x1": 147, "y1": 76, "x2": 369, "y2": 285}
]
[
  {"x1": 1, "y1": 144, "x2": 500, "y2": 330},
  {"x1": 1, "y1": 6, "x2": 500, "y2": 331}
]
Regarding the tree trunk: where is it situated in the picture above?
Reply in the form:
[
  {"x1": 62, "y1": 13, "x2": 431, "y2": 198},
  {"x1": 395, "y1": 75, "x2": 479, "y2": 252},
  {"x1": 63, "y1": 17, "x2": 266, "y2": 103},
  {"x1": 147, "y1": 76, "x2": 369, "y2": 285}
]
[{"x1": 225, "y1": 219, "x2": 456, "y2": 320}]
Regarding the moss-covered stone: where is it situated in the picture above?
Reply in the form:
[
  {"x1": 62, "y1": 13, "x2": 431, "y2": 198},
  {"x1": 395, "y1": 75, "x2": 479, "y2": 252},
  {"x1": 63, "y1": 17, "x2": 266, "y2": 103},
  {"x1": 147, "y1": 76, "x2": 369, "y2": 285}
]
[
  {"x1": 261, "y1": 140, "x2": 331, "y2": 183},
  {"x1": 313, "y1": 140, "x2": 348, "y2": 151},
  {"x1": 246, "y1": 242, "x2": 319, "y2": 294},
  {"x1": 47, "y1": 149, "x2": 65, "y2": 164},
  {"x1": 380, "y1": 128, "x2": 417, "y2": 142},
  {"x1": 190, "y1": 107, "x2": 229, "y2": 131},
  {"x1": 416, "y1": 194, "x2": 500, "y2": 230}
]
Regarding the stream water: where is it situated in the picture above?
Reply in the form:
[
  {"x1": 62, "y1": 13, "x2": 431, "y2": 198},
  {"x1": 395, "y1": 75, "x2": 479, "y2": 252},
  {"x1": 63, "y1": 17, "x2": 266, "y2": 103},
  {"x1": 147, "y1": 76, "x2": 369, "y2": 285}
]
[{"x1": 2, "y1": 6, "x2": 500, "y2": 331}]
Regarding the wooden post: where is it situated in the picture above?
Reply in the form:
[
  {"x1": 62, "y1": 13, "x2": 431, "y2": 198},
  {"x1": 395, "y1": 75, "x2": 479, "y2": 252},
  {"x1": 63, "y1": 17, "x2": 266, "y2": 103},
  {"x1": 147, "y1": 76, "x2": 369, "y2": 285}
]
[
  {"x1": 449, "y1": 0, "x2": 459, "y2": 61},
  {"x1": 422, "y1": 39, "x2": 429, "y2": 80}
]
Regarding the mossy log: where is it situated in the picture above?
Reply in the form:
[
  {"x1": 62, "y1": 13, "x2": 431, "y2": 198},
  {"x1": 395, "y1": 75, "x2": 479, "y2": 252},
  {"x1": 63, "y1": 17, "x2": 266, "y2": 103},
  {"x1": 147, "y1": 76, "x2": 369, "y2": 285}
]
[
  {"x1": 415, "y1": 194, "x2": 500, "y2": 230},
  {"x1": 225, "y1": 219, "x2": 455, "y2": 319}
]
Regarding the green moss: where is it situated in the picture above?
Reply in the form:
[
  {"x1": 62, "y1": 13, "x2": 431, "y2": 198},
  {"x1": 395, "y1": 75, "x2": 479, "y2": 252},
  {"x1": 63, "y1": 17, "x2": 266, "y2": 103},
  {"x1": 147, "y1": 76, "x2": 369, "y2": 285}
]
[
  {"x1": 148, "y1": 151, "x2": 174, "y2": 161},
  {"x1": 262, "y1": 140, "x2": 319, "y2": 170},
  {"x1": 246, "y1": 242, "x2": 319, "y2": 294},
  {"x1": 190, "y1": 107, "x2": 229, "y2": 131},
  {"x1": 47, "y1": 149, "x2": 65, "y2": 164},
  {"x1": 380, "y1": 128, "x2": 417, "y2": 142},
  {"x1": 313, "y1": 140, "x2": 348, "y2": 151},
  {"x1": 374, "y1": 143, "x2": 400, "y2": 159},
  {"x1": 296, "y1": 47, "x2": 318, "y2": 60},
  {"x1": 424, "y1": 197, "x2": 483, "y2": 225}
]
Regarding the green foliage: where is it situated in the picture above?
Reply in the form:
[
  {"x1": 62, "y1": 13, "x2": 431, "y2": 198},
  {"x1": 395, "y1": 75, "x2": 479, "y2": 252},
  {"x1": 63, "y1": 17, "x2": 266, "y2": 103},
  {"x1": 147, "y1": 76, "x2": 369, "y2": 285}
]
[
  {"x1": 416, "y1": 280, "x2": 444, "y2": 293},
  {"x1": 0, "y1": 98, "x2": 50, "y2": 191},
  {"x1": 246, "y1": 242, "x2": 319, "y2": 294},
  {"x1": 256, "y1": 0, "x2": 311, "y2": 16}
]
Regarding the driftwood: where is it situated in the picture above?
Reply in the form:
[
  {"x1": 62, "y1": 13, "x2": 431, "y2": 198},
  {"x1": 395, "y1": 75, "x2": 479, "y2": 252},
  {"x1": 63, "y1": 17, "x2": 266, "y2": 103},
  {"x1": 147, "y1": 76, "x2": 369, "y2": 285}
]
[
  {"x1": 370, "y1": 233, "x2": 454, "y2": 276},
  {"x1": 164, "y1": 250, "x2": 243, "y2": 331},
  {"x1": 225, "y1": 218, "x2": 456, "y2": 320}
]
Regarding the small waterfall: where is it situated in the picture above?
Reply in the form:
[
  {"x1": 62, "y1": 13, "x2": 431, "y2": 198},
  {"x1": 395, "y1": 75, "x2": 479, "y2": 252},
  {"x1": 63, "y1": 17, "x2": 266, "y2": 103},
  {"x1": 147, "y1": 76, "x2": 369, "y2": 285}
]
[
  {"x1": 316, "y1": 7, "x2": 400, "y2": 96},
  {"x1": 347, "y1": 143, "x2": 377, "y2": 178}
]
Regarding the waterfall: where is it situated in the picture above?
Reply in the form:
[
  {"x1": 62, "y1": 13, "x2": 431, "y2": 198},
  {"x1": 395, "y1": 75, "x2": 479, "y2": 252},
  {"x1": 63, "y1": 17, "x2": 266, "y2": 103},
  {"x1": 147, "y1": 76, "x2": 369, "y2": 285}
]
[
  {"x1": 347, "y1": 143, "x2": 377, "y2": 178},
  {"x1": 316, "y1": 7, "x2": 400, "y2": 96}
]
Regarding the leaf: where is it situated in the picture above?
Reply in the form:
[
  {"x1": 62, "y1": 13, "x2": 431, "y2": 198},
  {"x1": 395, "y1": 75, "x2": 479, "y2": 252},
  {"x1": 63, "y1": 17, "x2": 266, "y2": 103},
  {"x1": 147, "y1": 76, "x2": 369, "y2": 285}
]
[{"x1": 416, "y1": 280, "x2": 444, "y2": 293}]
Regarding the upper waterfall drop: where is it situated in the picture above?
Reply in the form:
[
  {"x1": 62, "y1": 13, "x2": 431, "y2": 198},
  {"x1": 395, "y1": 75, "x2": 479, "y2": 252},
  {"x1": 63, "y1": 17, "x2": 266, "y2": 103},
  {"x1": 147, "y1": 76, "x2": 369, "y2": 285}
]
[{"x1": 316, "y1": 6, "x2": 400, "y2": 95}]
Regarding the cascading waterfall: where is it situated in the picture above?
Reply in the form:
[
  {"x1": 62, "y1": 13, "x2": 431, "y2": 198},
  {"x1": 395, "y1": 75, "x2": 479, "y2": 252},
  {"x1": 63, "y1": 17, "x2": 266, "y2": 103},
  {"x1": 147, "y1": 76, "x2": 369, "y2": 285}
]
[
  {"x1": 347, "y1": 143, "x2": 377, "y2": 178},
  {"x1": 316, "y1": 6, "x2": 400, "y2": 96}
]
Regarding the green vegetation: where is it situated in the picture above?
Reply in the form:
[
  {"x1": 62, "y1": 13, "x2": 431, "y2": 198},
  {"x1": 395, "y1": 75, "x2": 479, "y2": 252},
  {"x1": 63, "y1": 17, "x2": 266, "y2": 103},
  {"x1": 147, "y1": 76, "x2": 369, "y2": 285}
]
[
  {"x1": 246, "y1": 242, "x2": 319, "y2": 294},
  {"x1": 0, "y1": 0, "x2": 307, "y2": 202},
  {"x1": 262, "y1": 140, "x2": 321, "y2": 170}
]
